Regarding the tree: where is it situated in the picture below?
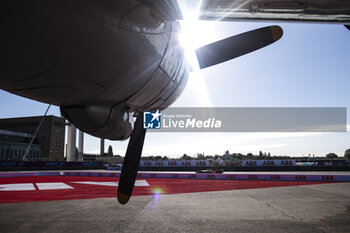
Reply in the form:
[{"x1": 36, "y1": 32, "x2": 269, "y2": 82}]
[
  {"x1": 107, "y1": 145, "x2": 113, "y2": 157},
  {"x1": 344, "y1": 149, "x2": 350, "y2": 159},
  {"x1": 326, "y1": 153, "x2": 338, "y2": 159},
  {"x1": 259, "y1": 151, "x2": 263, "y2": 158},
  {"x1": 246, "y1": 153, "x2": 254, "y2": 159}
]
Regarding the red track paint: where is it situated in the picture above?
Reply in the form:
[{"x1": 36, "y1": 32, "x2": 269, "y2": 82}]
[{"x1": 0, "y1": 176, "x2": 328, "y2": 204}]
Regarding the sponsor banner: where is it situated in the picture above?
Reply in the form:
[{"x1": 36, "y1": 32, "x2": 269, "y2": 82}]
[
  {"x1": 130, "y1": 172, "x2": 350, "y2": 182},
  {"x1": 2, "y1": 171, "x2": 350, "y2": 182},
  {"x1": 139, "y1": 172, "x2": 350, "y2": 182},
  {"x1": 0, "y1": 171, "x2": 60, "y2": 178},
  {"x1": 36, "y1": 172, "x2": 61, "y2": 176},
  {"x1": 106, "y1": 166, "x2": 119, "y2": 171},
  {"x1": 241, "y1": 160, "x2": 296, "y2": 167},
  {"x1": 139, "y1": 160, "x2": 209, "y2": 167},
  {"x1": 0, "y1": 172, "x2": 37, "y2": 178}
]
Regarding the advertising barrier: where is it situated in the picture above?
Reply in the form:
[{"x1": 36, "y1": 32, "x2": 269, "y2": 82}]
[
  {"x1": 1, "y1": 171, "x2": 350, "y2": 182},
  {"x1": 240, "y1": 160, "x2": 296, "y2": 167},
  {"x1": 0, "y1": 172, "x2": 37, "y2": 177},
  {"x1": 138, "y1": 160, "x2": 295, "y2": 167},
  {"x1": 60, "y1": 171, "x2": 350, "y2": 182},
  {"x1": 139, "y1": 160, "x2": 209, "y2": 167},
  {"x1": 0, "y1": 171, "x2": 60, "y2": 177}
]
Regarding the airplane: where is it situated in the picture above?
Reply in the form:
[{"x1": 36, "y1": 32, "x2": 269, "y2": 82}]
[{"x1": 1, "y1": 0, "x2": 350, "y2": 204}]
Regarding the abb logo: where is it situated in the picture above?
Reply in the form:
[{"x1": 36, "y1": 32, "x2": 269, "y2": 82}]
[
  {"x1": 263, "y1": 161, "x2": 275, "y2": 166},
  {"x1": 207, "y1": 174, "x2": 216, "y2": 179},
  {"x1": 181, "y1": 161, "x2": 191, "y2": 166},
  {"x1": 137, "y1": 173, "x2": 143, "y2": 177},
  {"x1": 168, "y1": 161, "x2": 177, "y2": 166},
  {"x1": 322, "y1": 176, "x2": 334, "y2": 181},
  {"x1": 281, "y1": 160, "x2": 293, "y2": 166},
  {"x1": 270, "y1": 175, "x2": 281, "y2": 180},
  {"x1": 155, "y1": 162, "x2": 164, "y2": 166},
  {"x1": 226, "y1": 175, "x2": 236, "y2": 179},
  {"x1": 245, "y1": 161, "x2": 257, "y2": 166},
  {"x1": 143, "y1": 162, "x2": 152, "y2": 166},
  {"x1": 196, "y1": 161, "x2": 207, "y2": 166},
  {"x1": 150, "y1": 173, "x2": 157, "y2": 178},
  {"x1": 188, "y1": 174, "x2": 196, "y2": 179},
  {"x1": 171, "y1": 174, "x2": 179, "y2": 178},
  {"x1": 248, "y1": 175, "x2": 258, "y2": 179},
  {"x1": 295, "y1": 175, "x2": 307, "y2": 180}
]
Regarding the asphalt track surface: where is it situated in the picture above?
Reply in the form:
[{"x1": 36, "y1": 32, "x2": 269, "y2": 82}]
[{"x1": 0, "y1": 175, "x2": 349, "y2": 232}]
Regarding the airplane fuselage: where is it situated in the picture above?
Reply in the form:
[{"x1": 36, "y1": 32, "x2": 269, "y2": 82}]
[{"x1": 1, "y1": 1, "x2": 189, "y2": 139}]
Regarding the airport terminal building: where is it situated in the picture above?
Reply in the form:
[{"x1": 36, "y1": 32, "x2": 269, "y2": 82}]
[{"x1": 0, "y1": 116, "x2": 65, "y2": 161}]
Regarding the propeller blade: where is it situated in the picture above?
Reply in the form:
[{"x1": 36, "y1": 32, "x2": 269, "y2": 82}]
[
  {"x1": 117, "y1": 114, "x2": 146, "y2": 204},
  {"x1": 195, "y1": 25, "x2": 283, "y2": 69}
]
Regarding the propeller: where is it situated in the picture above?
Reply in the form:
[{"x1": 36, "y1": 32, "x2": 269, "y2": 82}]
[
  {"x1": 117, "y1": 113, "x2": 147, "y2": 204},
  {"x1": 195, "y1": 25, "x2": 283, "y2": 69},
  {"x1": 116, "y1": 25, "x2": 284, "y2": 204}
]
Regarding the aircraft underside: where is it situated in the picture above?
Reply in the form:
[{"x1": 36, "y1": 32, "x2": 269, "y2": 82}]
[{"x1": 1, "y1": 0, "x2": 348, "y2": 204}]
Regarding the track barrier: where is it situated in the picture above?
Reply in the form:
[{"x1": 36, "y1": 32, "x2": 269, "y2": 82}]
[{"x1": 1, "y1": 171, "x2": 350, "y2": 182}]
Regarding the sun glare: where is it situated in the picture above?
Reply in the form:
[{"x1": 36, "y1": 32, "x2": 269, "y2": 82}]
[
  {"x1": 177, "y1": 0, "x2": 218, "y2": 69},
  {"x1": 177, "y1": 0, "x2": 215, "y2": 107},
  {"x1": 178, "y1": 20, "x2": 200, "y2": 69}
]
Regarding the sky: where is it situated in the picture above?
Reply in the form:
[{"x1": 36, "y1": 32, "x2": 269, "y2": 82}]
[{"x1": 0, "y1": 20, "x2": 349, "y2": 158}]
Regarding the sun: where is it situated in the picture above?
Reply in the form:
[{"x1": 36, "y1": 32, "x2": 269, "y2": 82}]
[
  {"x1": 178, "y1": 20, "x2": 200, "y2": 69},
  {"x1": 179, "y1": 30, "x2": 219, "y2": 70},
  {"x1": 178, "y1": 20, "x2": 219, "y2": 70},
  {"x1": 177, "y1": 0, "x2": 218, "y2": 70},
  {"x1": 176, "y1": 0, "x2": 216, "y2": 107}
]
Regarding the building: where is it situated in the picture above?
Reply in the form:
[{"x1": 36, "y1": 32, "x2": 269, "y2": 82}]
[
  {"x1": 0, "y1": 116, "x2": 65, "y2": 161},
  {"x1": 0, "y1": 129, "x2": 42, "y2": 161}
]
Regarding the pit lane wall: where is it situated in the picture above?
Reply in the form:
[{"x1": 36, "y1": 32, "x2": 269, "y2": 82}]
[
  {"x1": 138, "y1": 160, "x2": 295, "y2": 167},
  {"x1": 1, "y1": 171, "x2": 350, "y2": 182}
]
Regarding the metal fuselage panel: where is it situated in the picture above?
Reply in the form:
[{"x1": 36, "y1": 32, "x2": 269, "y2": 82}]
[{"x1": 1, "y1": 0, "x2": 189, "y2": 112}]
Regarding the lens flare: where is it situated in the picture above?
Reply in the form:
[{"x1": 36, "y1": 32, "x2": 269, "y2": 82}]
[
  {"x1": 177, "y1": 0, "x2": 214, "y2": 107},
  {"x1": 151, "y1": 187, "x2": 164, "y2": 203}
]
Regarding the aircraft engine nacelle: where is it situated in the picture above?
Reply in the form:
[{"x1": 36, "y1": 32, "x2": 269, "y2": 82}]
[{"x1": 60, "y1": 104, "x2": 133, "y2": 140}]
